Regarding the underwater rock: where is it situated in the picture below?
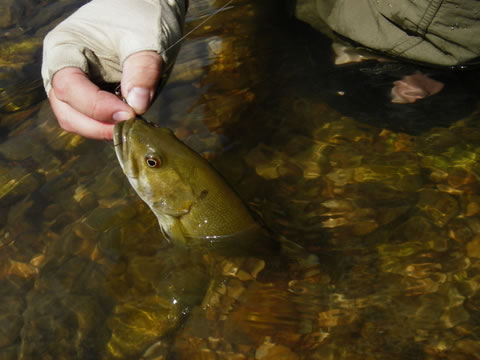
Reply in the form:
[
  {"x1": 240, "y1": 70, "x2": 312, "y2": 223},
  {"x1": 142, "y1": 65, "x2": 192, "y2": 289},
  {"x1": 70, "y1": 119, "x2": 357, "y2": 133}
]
[
  {"x1": 0, "y1": 166, "x2": 40, "y2": 206},
  {"x1": 466, "y1": 235, "x2": 480, "y2": 258},
  {"x1": 417, "y1": 189, "x2": 459, "y2": 228},
  {"x1": 255, "y1": 337, "x2": 299, "y2": 360}
]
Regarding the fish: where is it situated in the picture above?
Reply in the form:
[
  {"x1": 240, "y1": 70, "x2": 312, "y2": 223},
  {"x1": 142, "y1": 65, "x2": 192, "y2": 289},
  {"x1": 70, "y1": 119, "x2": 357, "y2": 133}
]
[{"x1": 113, "y1": 118, "x2": 277, "y2": 254}]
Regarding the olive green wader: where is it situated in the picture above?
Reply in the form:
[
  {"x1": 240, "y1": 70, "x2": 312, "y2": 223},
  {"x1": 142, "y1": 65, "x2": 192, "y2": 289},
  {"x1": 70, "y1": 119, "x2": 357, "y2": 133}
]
[{"x1": 293, "y1": 0, "x2": 480, "y2": 67}]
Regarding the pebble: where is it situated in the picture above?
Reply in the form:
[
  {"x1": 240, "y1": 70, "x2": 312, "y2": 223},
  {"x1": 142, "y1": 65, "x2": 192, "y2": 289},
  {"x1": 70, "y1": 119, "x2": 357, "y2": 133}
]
[{"x1": 466, "y1": 235, "x2": 480, "y2": 258}]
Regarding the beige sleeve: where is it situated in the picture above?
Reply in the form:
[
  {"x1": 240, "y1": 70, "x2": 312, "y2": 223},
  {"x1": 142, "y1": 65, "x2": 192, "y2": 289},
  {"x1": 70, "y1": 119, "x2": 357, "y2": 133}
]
[
  {"x1": 41, "y1": 0, "x2": 187, "y2": 95},
  {"x1": 295, "y1": 0, "x2": 480, "y2": 67}
]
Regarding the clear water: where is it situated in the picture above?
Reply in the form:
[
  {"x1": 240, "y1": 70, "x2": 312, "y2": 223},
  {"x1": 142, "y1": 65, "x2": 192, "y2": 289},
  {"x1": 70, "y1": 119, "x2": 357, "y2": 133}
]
[{"x1": 1, "y1": 0, "x2": 480, "y2": 359}]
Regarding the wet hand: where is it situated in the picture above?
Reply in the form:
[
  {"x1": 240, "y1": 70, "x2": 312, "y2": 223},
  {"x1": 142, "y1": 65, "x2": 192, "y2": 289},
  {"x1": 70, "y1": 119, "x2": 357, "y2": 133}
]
[
  {"x1": 391, "y1": 72, "x2": 444, "y2": 104},
  {"x1": 49, "y1": 51, "x2": 163, "y2": 140},
  {"x1": 41, "y1": 0, "x2": 187, "y2": 140}
]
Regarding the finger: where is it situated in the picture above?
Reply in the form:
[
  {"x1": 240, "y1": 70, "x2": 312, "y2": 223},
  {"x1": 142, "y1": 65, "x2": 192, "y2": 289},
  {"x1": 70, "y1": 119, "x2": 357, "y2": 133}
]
[
  {"x1": 52, "y1": 67, "x2": 136, "y2": 123},
  {"x1": 50, "y1": 89, "x2": 116, "y2": 140},
  {"x1": 121, "y1": 51, "x2": 164, "y2": 114}
]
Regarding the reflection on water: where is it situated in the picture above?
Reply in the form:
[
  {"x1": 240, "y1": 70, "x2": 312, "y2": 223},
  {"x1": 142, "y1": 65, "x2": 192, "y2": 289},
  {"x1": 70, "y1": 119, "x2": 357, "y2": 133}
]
[{"x1": 2, "y1": 0, "x2": 480, "y2": 359}]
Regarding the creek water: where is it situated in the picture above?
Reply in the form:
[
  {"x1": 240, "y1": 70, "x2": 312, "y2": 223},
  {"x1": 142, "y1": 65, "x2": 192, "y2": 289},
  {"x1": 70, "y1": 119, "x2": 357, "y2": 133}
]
[{"x1": 1, "y1": 0, "x2": 480, "y2": 359}]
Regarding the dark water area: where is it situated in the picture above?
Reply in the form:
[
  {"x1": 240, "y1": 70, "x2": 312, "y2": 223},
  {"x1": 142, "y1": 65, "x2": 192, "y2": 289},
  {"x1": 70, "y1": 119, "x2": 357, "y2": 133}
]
[{"x1": 2, "y1": 0, "x2": 480, "y2": 359}]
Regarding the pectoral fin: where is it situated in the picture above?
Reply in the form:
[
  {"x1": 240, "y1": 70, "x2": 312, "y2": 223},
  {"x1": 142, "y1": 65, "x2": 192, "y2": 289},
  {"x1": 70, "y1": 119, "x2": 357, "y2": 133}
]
[{"x1": 158, "y1": 215, "x2": 189, "y2": 247}]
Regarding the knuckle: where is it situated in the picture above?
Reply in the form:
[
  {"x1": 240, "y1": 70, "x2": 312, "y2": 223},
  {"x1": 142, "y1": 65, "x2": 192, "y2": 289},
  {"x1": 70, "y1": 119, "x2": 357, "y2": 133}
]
[{"x1": 51, "y1": 70, "x2": 70, "y2": 101}]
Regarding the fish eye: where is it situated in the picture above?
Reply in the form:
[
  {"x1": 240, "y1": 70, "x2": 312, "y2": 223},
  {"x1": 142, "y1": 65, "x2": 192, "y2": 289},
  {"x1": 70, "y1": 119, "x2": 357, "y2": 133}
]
[{"x1": 145, "y1": 155, "x2": 161, "y2": 168}]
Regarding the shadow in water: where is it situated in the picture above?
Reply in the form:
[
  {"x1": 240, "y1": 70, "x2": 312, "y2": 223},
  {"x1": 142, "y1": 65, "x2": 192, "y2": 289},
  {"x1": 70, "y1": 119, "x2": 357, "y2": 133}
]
[
  {"x1": 246, "y1": 16, "x2": 480, "y2": 136},
  {"x1": 322, "y1": 61, "x2": 480, "y2": 134}
]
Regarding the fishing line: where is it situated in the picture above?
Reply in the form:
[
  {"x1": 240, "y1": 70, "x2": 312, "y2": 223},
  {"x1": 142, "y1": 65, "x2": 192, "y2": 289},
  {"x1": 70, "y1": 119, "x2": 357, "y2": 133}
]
[
  {"x1": 160, "y1": 0, "x2": 236, "y2": 56},
  {"x1": 115, "y1": 0, "x2": 236, "y2": 103}
]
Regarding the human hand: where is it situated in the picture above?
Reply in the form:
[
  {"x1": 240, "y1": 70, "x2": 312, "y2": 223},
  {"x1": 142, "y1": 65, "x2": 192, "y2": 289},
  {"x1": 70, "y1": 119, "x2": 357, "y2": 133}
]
[
  {"x1": 42, "y1": 0, "x2": 187, "y2": 140},
  {"x1": 391, "y1": 72, "x2": 444, "y2": 104},
  {"x1": 49, "y1": 51, "x2": 163, "y2": 140}
]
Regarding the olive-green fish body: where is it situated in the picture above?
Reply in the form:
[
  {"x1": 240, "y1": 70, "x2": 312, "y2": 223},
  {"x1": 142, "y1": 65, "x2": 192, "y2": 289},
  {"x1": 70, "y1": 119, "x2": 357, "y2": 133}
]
[{"x1": 114, "y1": 119, "x2": 274, "y2": 253}]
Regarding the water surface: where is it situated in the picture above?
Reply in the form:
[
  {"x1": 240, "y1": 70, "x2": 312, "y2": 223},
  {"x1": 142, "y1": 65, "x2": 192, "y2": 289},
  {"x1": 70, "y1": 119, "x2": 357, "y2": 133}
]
[{"x1": 1, "y1": 0, "x2": 480, "y2": 359}]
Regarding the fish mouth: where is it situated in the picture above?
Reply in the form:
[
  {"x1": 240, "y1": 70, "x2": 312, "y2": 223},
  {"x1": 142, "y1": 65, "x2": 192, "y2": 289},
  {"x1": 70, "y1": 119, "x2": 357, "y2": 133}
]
[
  {"x1": 151, "y1": 200, "x2": 192, "y2": 217},
  {"x1": 113, "y1": 119, "x2": 131, "y2": 147},
  {"x1": 113, "y1": 119, "x2": 134, "y2": 173}
]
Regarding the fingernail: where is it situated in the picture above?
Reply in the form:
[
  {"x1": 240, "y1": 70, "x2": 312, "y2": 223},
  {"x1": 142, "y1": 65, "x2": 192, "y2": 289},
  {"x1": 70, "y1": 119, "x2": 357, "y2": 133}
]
[
  {"x1": 112, "y1": 111, "x2": 132, "y2": 122},
  {"x1": 126, "y1": 87, "x2": 150, "y2": 113}
]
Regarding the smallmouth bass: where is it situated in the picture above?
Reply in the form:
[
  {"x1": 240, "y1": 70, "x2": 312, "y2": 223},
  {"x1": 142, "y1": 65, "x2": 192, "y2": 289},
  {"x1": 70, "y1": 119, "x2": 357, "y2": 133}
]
[{"x1": 113, "y1": 118, "x2": 276, "y2": 253}]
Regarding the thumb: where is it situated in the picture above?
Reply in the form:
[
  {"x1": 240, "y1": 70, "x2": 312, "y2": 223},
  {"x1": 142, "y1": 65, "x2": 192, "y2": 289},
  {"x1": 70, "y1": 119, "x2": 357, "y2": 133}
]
[{"x1": 121, "y1": 51, "x2": 164, "y2": 114}]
